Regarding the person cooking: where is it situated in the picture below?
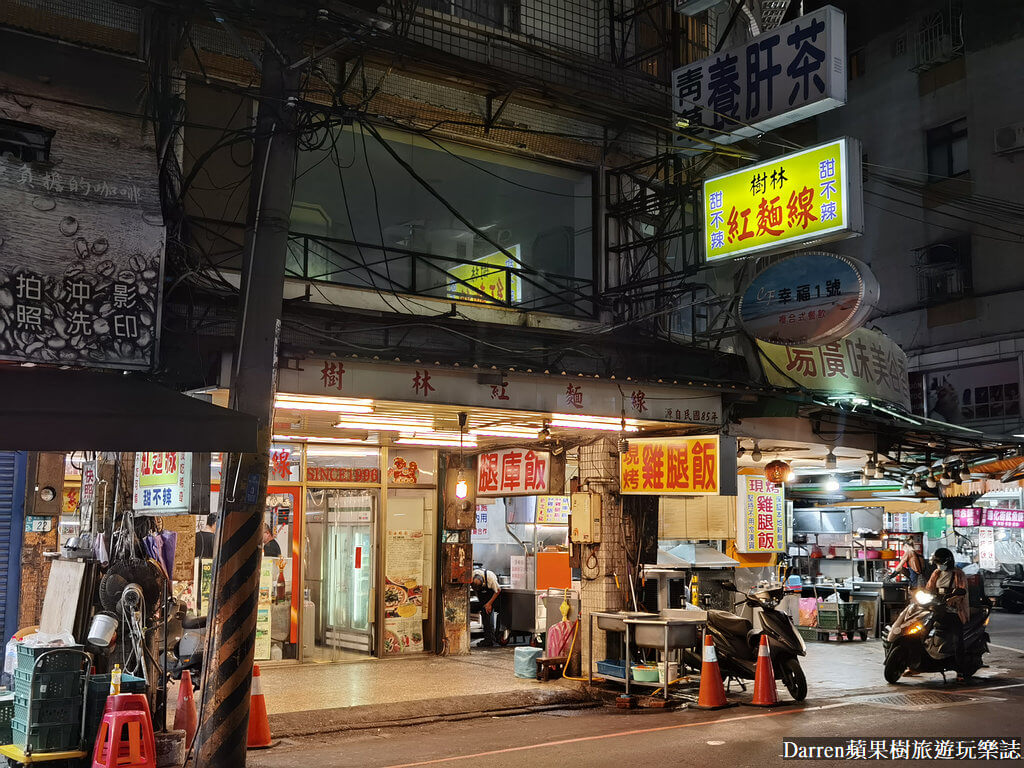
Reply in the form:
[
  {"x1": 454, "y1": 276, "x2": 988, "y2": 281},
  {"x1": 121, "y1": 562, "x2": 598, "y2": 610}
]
[
  {"x1": 195, "y1": 513, "x2": 216, "y2": 560},
  {"x1": 924, "y1": 547, "x2": 970, "y2": 681},
  {"x1": 471, "y1": 568, "x2": 501, "y2": 648},
  {"x1": 262, "y1": 523, "x2": 282, "y2": 557}
]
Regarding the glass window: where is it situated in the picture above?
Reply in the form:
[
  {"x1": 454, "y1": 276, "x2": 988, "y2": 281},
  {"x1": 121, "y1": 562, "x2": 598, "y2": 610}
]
[
  {"x1": 268, "y1": 444, "x2": 302, "y2": 482},
  {"x1": 385, "y1": 448, "x2": 437, "y2": 486},
  {"x1": 304, "y1": 446, "x2": 381, "y2": 483},
  {"x1": 290, "y1": 126, "x2": 594, "y2": 316},
  {"x1": 926, "y1": 118, "x2": 968, "y2": 178}
]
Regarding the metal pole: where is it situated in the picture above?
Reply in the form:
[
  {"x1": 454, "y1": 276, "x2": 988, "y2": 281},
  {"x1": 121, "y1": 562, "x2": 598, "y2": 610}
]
[{"x1": 193, "y1": 31, "x2": 301, "y2": 768}]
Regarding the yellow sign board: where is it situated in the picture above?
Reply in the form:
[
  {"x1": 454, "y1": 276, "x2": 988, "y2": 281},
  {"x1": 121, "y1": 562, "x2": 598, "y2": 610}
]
[
  {"x1": 704, "y1": 138, "x2": 863, "y2": 262},
  {"x1": 620, "y1": 436, "x2": 720, "y2": 495},
  {"x1": 757, "y1": 327, "x2": 911, "y2": 411},
  {"x1": 448, "y1": 245, "x2": 522, "y2": 304}
]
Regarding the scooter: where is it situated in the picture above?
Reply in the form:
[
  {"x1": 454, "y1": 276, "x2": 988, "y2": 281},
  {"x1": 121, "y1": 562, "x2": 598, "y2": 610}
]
[
  {"x1": 683, "y1": 581, "x2": 808, "y2": 701},
  {"x1": 156, "y1": 599, "x2": 207, "y2": 690},
  {"x1": 882, "y1": 588, "x2": 990, "y2": 684},
  {"x1": 999, "y1": 565, "x2": 1024, "y2": 614}
]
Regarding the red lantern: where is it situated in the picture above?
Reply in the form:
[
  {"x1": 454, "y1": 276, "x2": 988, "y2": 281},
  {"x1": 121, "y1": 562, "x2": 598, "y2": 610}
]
[{"x1": 765, "y1": 460, "x2": 790, "y2": 484}]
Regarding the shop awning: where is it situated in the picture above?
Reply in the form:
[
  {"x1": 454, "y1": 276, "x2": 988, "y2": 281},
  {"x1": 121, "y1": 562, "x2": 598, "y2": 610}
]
[{"x1": 0, "y1": 367, "x2": 259, "y2": 452}]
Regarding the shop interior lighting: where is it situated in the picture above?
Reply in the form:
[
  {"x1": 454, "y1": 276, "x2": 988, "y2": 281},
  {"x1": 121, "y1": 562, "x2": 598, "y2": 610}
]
[
  {"x1": 824, "y1": 450, "x2": 837, "y2": 470},
  {"x1": 874, "y1": 463, "x2": 885, "y2": 479},
  {"x1": 272, "y1": 434, "x2": 369, "y2": 444},
  {"x1": 304, "y1": 446, "x2": 380, "y2": 457},
  {"x1": 333, "y1": 416, "x2": 434, "y2": 431},
  {"x1": 959, "y1": 466, "x2": 972, "y2": 482},
  {"x1": 395, "y1": 436, "x2": 479, "y2": 448},
  {"x1": 275, "y1": 394, "x2": 375, "y2": 414},
  {"x1": 751, "y1": 442, "x2": 762, "y2": 463},
  {"x1": 549, "y1": 413, "x2": 641, "y2": 432},
  {"x1": 469, "y1": 427, "x2": 542, "y2": 438},
  {"x1": 924, "y1": 476, "x2": 937, "y2": 489},
  {"x1": 824, "y1": 476, "x2": 841, "y2": 492}
]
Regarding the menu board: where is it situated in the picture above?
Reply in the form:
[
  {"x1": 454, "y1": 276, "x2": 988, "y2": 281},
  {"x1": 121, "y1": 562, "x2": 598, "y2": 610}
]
[
  {"x1": 384, "y1": 530, "x2": 425, "y2": 654},
  {"x1": 536, "y1": 496, "x2": 570, "y2": 525},
  {"x1": 255, "y1": 559, "x2": 273, "y2": 660}
]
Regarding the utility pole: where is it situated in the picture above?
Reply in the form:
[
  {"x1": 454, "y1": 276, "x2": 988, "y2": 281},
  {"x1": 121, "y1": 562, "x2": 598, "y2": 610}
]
[{"x1": 193, "y1": 31, "x2": 301, "y2": 768}]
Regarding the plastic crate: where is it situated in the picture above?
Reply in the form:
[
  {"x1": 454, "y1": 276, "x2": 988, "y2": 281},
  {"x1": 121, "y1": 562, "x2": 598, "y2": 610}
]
[
  {"x1": 13, "y1": 668, "x2": 83, "y2": 700},
  {"x1": 595, "y1": 659, "x2": 627, "y2": 679},
  {"x1": 10, "y1": 718, "x2": 79, "y2": 753},
  {"x1": 83, "y1": 674, "x2": 147, "y2": 747},
  {"x1": 797, "y1": 625, "x2": 820, "y2": 642},
  {"x1": 16, "y1": 645, "x2": 83, "y2": 673},
  {"x1": 0, "y1": 692, "x2": 13, "y2": 745},
  {"x1": 817, "y1": 602, "x2": 861, "y2": 631},
  {"x1": 13, "y1": 695, "x2": 82, "y2": 727}
]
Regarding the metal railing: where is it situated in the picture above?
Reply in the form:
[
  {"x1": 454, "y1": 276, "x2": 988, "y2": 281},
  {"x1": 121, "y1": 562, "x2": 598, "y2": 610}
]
[{"x1": 286, "y1": 232, "x2": 596, "y2": 317}]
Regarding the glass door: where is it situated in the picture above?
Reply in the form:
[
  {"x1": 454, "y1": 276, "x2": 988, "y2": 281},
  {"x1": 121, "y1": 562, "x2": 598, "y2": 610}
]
[{"x1": 305, "y1": 488, "x2": 377, "y2": 660}]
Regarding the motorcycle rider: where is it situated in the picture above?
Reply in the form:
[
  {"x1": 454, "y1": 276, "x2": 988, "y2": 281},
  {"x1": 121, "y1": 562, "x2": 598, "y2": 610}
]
[{"x1": 924, "y1": 547, "x2": 970, "y2": 681}]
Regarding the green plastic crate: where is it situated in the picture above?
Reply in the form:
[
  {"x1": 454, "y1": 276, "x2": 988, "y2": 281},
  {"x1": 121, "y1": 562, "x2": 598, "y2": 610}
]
[
  {"x1": 10, "y1": 718, "x2": 79, "y2": 753},
  {"x1": 817, "y1": 602, "x2": 861, "y2": 631},
  {"x1": 83, "y1": 674, "x2": 147, "y2": 748},
  {"x1": 16, "y1": 645, "x2": 83, "y2": 673},
  {"x1": 0, "y1": 692, "x2": 13, "y2": 745},
  {"x1": 13, "y1": 668, "x2": 83, "y2": 700},
  {"x1": 797, "y1": 625, "x2": 820, "y2": 642},
  {"x1": 13, "y1": 695, "x2": 82, "y2": 727}
]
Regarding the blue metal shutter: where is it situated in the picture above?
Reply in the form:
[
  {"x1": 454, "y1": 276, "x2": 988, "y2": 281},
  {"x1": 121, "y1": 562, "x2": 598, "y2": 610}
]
[{"x1": 0, "y1": 452, "x2": 27, "y2": 644}]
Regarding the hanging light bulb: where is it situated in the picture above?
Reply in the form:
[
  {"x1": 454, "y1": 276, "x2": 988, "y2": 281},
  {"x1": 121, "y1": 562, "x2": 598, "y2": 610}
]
[
  {"x1": 924, "y1": 476, "x2": 937, "y2": 489},
  {"x1": 455, "y1": 470, "x2": 469, "y2": 499},
  {"x1": 874, "y1": 463, "x2": 885, "y2": 479},
  {"x1": 824, "y1": 449, "x2": 837, "y2": 470},
  {"x1": 825, "y1": 476, "x2": 841, "y2": 492},
  {"x1": 959, "y1": 466, "x2": 972, "y2": 482},
  {"x1": 736, "y1": 442, "x2": 746, "y2": 459},
  {"x1": 785, "y1": 468, "x2": 797, "y2": 483},
  {"x1": 751, "y1": 442, "x2": 762, "y2": 463},
  {"x1": 864, "y1": 454, "x2": 876, "y2": 474},
  {"x1": 912, "y1": 478, "x2": 923, "y2": 493}
]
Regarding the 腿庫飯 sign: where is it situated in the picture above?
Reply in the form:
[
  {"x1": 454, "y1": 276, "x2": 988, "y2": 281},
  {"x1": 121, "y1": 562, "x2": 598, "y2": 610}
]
[
  {"x1": 477, "y1": 448, "x2": 550, "y2": 496},
  {"x1": 704, "y1": 138, "x2": 863, "y2": 262}
]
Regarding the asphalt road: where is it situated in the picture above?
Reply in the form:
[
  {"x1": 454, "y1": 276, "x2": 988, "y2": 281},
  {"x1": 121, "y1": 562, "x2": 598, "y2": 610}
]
[{"x1": 249, "y1": 611, "x2": 1024, "y2": 768}]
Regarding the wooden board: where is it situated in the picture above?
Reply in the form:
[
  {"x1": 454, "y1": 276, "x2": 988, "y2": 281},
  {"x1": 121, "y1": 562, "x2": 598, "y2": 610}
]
[{"x1": 39, "y1": 559, "x2": 86, "y2": 636}]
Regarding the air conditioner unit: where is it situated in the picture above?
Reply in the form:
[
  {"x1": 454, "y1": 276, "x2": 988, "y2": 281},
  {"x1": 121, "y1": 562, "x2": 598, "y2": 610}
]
[{"x1": 994, "y1": 122, "x2": 1024, "y2": 154}]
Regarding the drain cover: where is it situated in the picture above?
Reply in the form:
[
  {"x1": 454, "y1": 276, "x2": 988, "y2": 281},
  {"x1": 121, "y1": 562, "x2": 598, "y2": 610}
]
[{"x1": 854, "y1": 692, "x2": 1001, "y2": 710}]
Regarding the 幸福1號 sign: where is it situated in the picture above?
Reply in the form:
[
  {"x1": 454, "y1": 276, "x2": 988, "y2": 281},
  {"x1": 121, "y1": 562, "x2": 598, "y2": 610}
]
[
  {"x1": 704, "y1": 137, "x2": 863, "y2": 262},
  {"x1": 738, "y1": 252, "x2": 879, "y2": 346},
  {"x1": 737, "y1": 475, "x2": 785, "y2": 553},
  {"x1": 619, "y1": 436, "x2": 720, "y2": 495}
]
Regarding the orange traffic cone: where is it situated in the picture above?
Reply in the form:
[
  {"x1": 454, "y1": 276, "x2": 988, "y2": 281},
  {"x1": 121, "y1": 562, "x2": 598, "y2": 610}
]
[
  {"x1": 246, "y1": 664, "x2": 273, "y2": 749},
  {"x1": 694, "y1": 634, "x2": 731, "y2": 709},
  {"x1": 173, "y1": 670, "x2": 198, "y2": 748},
  {"x1": 748, "y1": 634, "x2": 778, "y2": 707}
]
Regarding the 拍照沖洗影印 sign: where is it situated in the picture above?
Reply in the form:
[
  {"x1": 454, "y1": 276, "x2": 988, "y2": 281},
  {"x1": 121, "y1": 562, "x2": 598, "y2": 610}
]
[
  {"x1": 133, "y1": 451, "x2": 191, "y2": 515},
  {"x1": 978, "y1": 527, "x2": 997, "y2": 571},
  {"x1": 757, "y1": 328, "x2": 911, "y2": 411},
  {"x1": 619, "y1": 436, "x2": 720, "y2": 495},
  {"x1": 704, "y1": 138, "x2": 863, "y2": 262},
  {"x1": 673, "y1": 5, "x2": 846, "y2": 147},
  {"x1": 739, "y1": 252, "x2": 878, "y2": 345},
  {"x1": 737, "y1": 475, "x2": 785, "y2": 553},
  {"x1": 477, "y1": 448, "x2": 550, "y2": 496}
]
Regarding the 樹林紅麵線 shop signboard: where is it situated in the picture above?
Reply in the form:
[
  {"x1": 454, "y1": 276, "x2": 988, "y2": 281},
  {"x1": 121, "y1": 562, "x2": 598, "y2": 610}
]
[{"x1": 704, "y1": 138, "x2": 863, "y2": 262}]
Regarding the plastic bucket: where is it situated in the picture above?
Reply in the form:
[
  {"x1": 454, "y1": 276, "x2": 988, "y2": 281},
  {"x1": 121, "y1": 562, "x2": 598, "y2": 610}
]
[
  {"x1": 87, "y1": 613, "x2": 118, "y2": 647},
  {"x1": 657, "y1": 662, "x2": 679, "y2": 685}
]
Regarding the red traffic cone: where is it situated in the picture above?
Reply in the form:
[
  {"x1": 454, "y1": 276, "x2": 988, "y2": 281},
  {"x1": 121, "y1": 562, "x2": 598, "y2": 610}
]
[
  {"x1": 173, "y1": 670, "x2": 198, "y2": 748},
  {"x1": 694, "y1": 634, "x2": 731, "y2": 709},
  {"x1": 749, "y1": 634, "x2": 778, "y2": 707},
  {"x1": 246, "y1": 664, "x2": 273, "y2": 749}
]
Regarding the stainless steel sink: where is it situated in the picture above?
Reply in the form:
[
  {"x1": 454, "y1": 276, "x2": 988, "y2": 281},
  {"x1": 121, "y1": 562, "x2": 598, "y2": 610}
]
[
  {"x1": 594, "y1": 610, "x2": 656, "y2": 632},
  {"x1": 625, "y1": 614, "x2": 705, "y2": 648}
]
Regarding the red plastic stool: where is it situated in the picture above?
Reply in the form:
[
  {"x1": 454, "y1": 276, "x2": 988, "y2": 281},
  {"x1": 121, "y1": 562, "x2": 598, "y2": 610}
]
[
  {"x1": 91, "y1": 709, "x2": 156, "y2": 768},
  {"x1": 104, "y1": 693, "x2": 152, "y2": 716}
]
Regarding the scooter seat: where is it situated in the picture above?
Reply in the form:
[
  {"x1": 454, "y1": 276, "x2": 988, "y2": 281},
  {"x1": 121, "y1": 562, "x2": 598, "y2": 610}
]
[{"x1": 708, "y1": 609, "x2": 753, "y2": 637}]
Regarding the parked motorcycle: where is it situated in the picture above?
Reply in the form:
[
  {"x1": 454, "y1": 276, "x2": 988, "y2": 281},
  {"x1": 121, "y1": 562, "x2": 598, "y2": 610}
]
[
  {"x1": 683, "y1": 581, "x2": 807, "y2": 701},
  {"x1": 882, "y1": 588, "x2": 989, "y2": 684},
  {"x1": 156, "y1": 599, "x2": 207, "y2": 690},
  {"x1": 999, "y1": 565, "x2": 1024, "y2": 614}
]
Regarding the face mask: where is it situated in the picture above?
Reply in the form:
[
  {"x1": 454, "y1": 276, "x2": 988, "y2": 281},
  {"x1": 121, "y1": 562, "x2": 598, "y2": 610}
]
[{"x1": 938, "y1": 563, "x2": 950, "y2": 572}]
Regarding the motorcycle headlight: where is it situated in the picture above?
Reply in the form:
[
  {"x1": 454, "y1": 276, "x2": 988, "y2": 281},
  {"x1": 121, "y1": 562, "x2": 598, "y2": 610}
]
[
  {"x1": 914, "y1": 591, "x2": 934, "y2": 606},
  {"x1": 907, "y1": 623, "x2": 924, "y2": 635}
]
